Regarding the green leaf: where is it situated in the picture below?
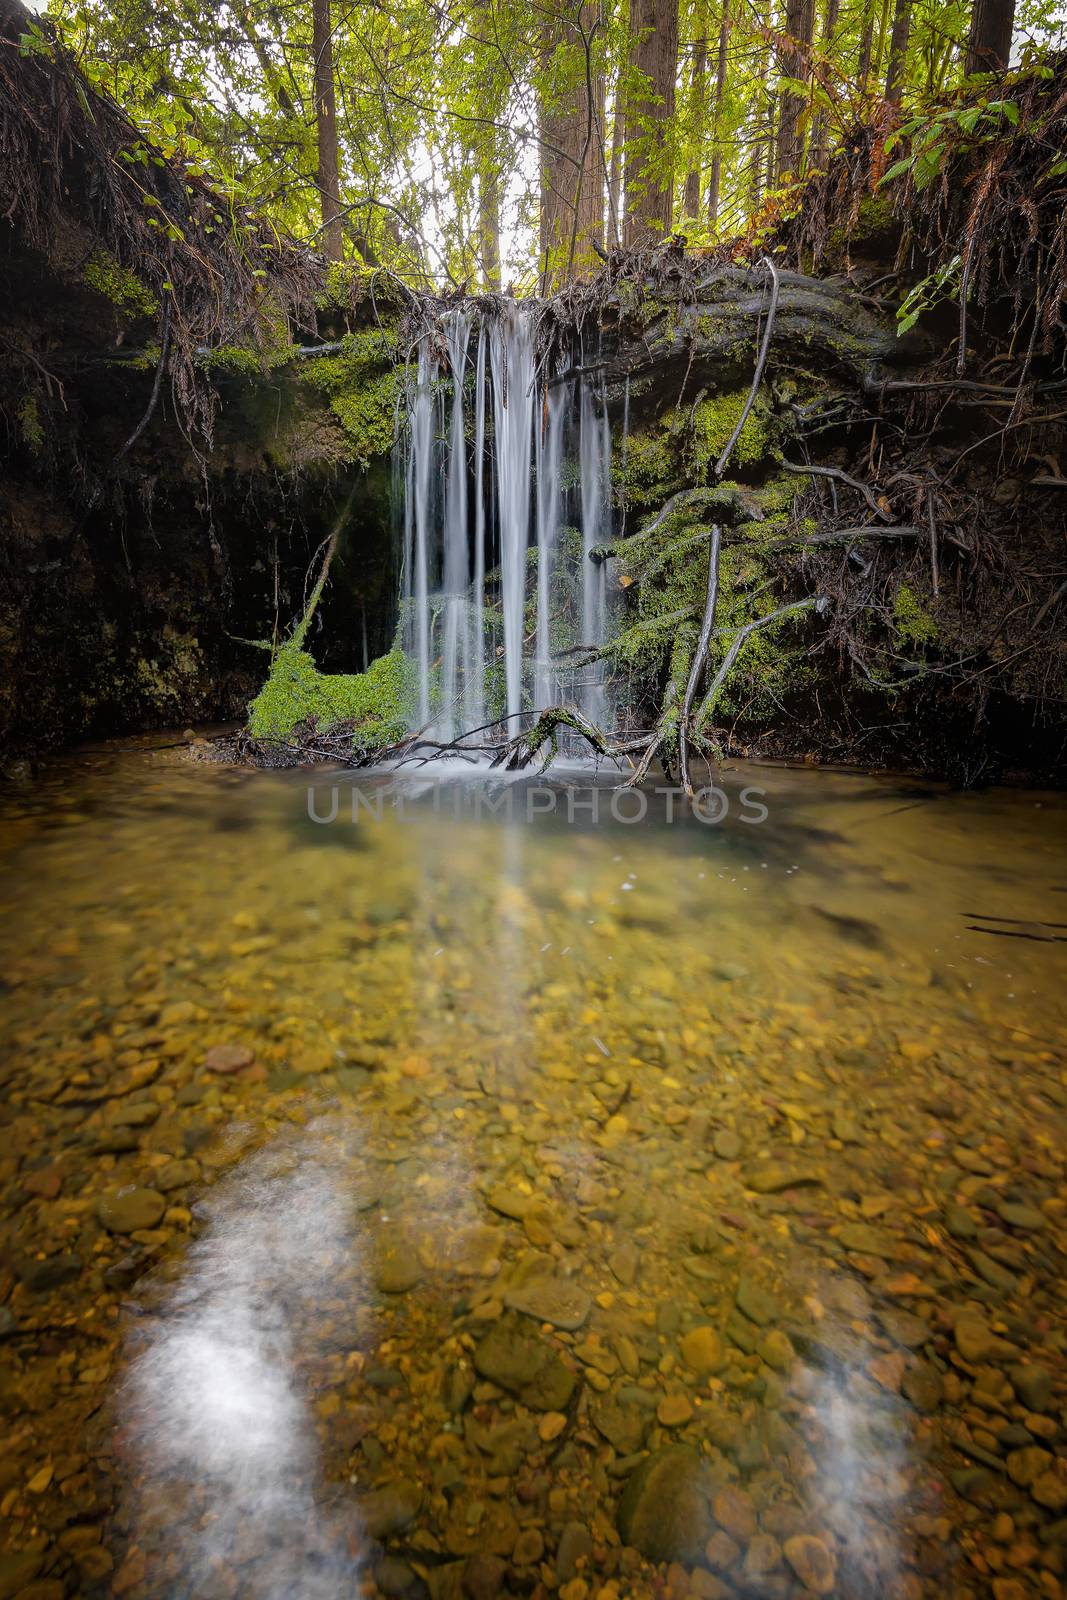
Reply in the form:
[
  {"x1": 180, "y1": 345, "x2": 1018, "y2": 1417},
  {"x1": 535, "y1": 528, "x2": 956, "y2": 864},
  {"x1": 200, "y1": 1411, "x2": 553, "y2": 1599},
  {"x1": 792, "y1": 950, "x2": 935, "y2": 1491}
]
[
  {"x1": 879, "y1": 157, "x2": 914, "y2": 186},
  {"x1": 913, "y1": 144, "x2": 946, "y2": 191},
  {"x1": 897, "y1": 309, "x2": 921, "y2": 335}
]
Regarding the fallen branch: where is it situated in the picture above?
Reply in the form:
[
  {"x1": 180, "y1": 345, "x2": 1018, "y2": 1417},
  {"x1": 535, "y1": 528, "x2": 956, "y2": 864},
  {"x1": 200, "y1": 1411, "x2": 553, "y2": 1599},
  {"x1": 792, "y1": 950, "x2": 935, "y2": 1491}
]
[
  {"x1": 679, "y1": 525, "x2": 723, "y2": 797},
  {"x1": 695, "y1": 596, "x2": 829, "y2": 731},
  {"x1": 780, "y1": 459, "x2": 892, "y2": 522},
  {"x1": 715, "y1": 257, "x2": 779, "y2": 479}
]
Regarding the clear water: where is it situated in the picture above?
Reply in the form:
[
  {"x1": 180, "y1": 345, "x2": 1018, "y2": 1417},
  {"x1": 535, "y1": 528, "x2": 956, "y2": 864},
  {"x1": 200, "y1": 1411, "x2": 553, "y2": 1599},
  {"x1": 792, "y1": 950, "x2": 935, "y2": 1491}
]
[{"x1": 0, "y1": 744, "x2": 1064, "y2": 1599}]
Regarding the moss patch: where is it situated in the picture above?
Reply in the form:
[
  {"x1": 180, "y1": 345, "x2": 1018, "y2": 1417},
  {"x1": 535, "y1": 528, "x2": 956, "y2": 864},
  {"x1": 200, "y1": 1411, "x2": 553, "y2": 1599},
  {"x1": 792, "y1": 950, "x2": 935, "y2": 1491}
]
[
  {"x1": 17, "y1": 395, "x2": 44, "y2": 454},
  {"x1": 83, "y1": 247, "x2": 159, "y2": 319},
  {"x1": 302, "y1": 329, "x2": 401, "y2": 467},
  {"x1": 247, "y1": 641, "x2": 414, "y2": 747},
  {"x1": 689, "y1": 392, "x2": 771, "y2": 477},
  {"x1": 893, "y1": 583, "x2": 938, "y2": 646}
]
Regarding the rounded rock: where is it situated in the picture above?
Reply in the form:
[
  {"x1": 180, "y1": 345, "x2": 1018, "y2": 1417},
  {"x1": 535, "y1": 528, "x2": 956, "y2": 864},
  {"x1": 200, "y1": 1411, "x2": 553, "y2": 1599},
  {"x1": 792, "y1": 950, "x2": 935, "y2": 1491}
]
[
  {"x1": 783, "y1": 1534, "x2": 837, "y2": 1595},
  {"x1": 96, "y1": 1187, "x2": 166, "y2": 1234}
]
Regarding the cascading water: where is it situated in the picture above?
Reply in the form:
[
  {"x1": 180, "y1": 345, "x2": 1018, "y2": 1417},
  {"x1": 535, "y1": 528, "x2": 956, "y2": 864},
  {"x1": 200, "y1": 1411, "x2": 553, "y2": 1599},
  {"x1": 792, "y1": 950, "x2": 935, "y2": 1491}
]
[{"x1": 399, "y1": 303, "x2": 617, "y2": 747}]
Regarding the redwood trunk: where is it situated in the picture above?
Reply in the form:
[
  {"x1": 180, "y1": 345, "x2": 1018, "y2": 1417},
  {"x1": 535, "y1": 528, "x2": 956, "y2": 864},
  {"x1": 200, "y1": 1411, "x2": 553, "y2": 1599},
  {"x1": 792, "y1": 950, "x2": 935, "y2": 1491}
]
[
  {"x1": 624, "y1": 0, "x2": 679, "y2": 243},
  {"x1": 706, "y1": 0, "x2": 728, "y2": 228},
  {"x1": 312, "y1": 0, "x2": 343, "y2": 260},
  {"x1": 965, "y1": 0, "x2": 1014, "y2": 72},
  {"x1": 539, "y1": 2, "x2": 605, "y2": 287},
  {"x1": 684, "y1": 3, "x2": 707, "y2": 221},
  {"x1": 776, "y1": 0, "x2": 815, "y2": 182},
  {"x1": 885, "y1": 0, "x2": 910, "y2": 102}
]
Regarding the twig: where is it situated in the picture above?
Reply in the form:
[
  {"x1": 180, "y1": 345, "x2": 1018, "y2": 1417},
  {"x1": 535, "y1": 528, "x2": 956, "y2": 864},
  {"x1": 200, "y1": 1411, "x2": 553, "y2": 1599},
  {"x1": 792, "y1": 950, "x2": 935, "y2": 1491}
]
[
  {"x1": 714, "y1": 256, "x2": 779, "y2": 478},
  {"x1": 695, "y1": 596, "x2": 828, "y2": 731},
  {"x1": 780, "y1": 458, "x2": 891, "y2": 522},
  {"x1": 679, "y1": 526, "x2": 722, "y2": 797},
  {"x1": 926, "y1": 489, "x2": 940, "y2": 599}
]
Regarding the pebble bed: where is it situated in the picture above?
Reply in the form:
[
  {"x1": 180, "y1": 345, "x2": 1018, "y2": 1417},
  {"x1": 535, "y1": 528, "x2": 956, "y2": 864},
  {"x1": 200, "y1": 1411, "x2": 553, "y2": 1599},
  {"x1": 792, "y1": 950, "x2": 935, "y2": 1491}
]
[{"x1": 0, "y1": 747, "x2": 1065, "y2": 1600}]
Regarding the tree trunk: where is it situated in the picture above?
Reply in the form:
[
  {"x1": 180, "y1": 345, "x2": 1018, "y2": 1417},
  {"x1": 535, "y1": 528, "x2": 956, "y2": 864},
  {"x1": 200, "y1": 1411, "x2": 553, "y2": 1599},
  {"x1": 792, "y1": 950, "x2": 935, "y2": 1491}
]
[
  {"x1": 311, "y1": 0, "x2": 343, "y2": 261},
  {"x1": 539, "y1": 2, "x2": 605, "y2": 287},
  {"x1": 608, "y1": 84, "x2": 625, "y2": 246},
  {"x1": 684, "y1": 0, "x2": 707, "y2": 221},
  {"x1": 776, "y1": 0, "x2": 815, "y2": 182},
  {"x1": 749, "y1": 39, "x2": 770, "y2": 211},
  {"x1": 965, "y1": 0, "x2": 1014, "y2": 72},
  {"x1": 478, "y1": 169, "x2": 501, "y2": 291},
  {"x1": 858, "y1": 2, "x2": 875, "y2": 87},
  {"x1": 884, "y1": 0, "x2": 910, "y2": 102},
  {"x1": 703, "y1": 0, "x2": 729, "y2": 232},
  {"x1": 810, "y1": 0, "x2": 840, "y2": 167},
  {"x1": 871, "y1": 0, "x2": 893, "y2": 83},
  {"x1": 624, "y1": 0, "x2": 679, "y2": 243}
]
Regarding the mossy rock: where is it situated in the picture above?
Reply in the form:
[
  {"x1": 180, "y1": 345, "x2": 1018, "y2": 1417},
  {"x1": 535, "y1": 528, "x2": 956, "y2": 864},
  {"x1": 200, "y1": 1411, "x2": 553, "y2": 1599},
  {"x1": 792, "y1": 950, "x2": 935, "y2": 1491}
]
[{"x1": 247, "y1": 642, "x2": 414, "y2": 746}]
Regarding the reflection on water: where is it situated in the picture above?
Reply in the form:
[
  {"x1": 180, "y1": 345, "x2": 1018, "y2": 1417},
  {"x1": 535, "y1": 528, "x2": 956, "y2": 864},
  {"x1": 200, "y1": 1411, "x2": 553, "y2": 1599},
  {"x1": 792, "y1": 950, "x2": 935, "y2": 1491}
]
[
  {"x1": 124, "y1": 1126, "x2": 367, "y2": 1599},
  {"x1": 0, "y1": 745, "x2": 1064, "y2": 1599}
]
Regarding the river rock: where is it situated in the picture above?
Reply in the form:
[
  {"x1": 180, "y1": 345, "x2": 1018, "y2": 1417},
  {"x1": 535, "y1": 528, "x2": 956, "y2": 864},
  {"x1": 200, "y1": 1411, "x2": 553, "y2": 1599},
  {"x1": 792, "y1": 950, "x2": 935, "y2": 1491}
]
[
  {"x1": 1032, "y1": 1471, "x2": 1067, "y2": 1512},
  {"x1": 376, "y1": 1230, "x2": 422, "y2": 1293},
  {"x1": 997, "y1": 1200, "x2": 1046, "y2": 1230},
  {"x1": 1010, "y1": 1363, "x2": 1054, "y2": 1413},
  {"x1": 617, "y1": 1446, "x2": 716, "y2": 1564},
  {"x1": 472, "y1": 1314, "x2": 577, "y2": 1411},
  {"x1": 954, "y1": 1313, "x2": 1018, "y2": 1364},
  {"x1": 783, "y1": 1534, "x2": 837, "y2": 1595},
  {"x1": 556, "y1": 1522, "x2": 593, "y2": 1582},
  {"x1": 713, "y1": 1129, "x2": 741, "y2": 1161},
  {"x1": 503, "y1": 1276, "x2": 590, "y2": 1330},
  {"x1": 742, "y1": 1161, "x2": 822, "y2": 1194},
  {"x1": 837, "y1": 1221, "x2": 896, "y2": 1257},
  {"x1": 96, "y1": 1186, "x2": 165, "y2": 1233},
  {"x1": 358, "y1": 1478, "x2": 423, "y2": 1539},
  {"x1": 680, "y1": 1325, "x2": 723, "y2": 1374},
  {"x1": 590, "y1": 1399, "x2": 646, "y2": 1454},
  {"x1": 204, "y1": 1043, "x2": 254, "y2": 1074},
  {"x1": 735, "y1": 1275, "x2": 779, "y2": 1327},
  {"x1": 155, "y1": 1157, "x2": 200, "y2": 1192},
  {"x1": 712, "y1": 1485, "x2": 757, "y2": 1542}
]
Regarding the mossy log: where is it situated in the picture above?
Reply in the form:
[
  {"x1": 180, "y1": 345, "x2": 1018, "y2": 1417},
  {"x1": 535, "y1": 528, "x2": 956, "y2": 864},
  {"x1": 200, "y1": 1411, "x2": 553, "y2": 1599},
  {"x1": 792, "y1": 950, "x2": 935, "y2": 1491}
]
[{"x1": 549, "y1": 264, "x2": 916, "y2": 416}]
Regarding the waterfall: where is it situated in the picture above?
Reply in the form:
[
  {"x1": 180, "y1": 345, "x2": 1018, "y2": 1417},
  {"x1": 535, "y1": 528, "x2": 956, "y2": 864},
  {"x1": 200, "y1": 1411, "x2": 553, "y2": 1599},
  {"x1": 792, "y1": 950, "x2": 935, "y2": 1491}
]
[
  {"x1": 579, "y1": 376, "x2": 611, "y2": 727},
  {"x1": 488, "y1": 309, "x2": 536, "y2": 728},
  {"x1": 400, "y1": 303, "x2": 616, "y2": 749},
  {"x1": 534, "y1": 378, "x2": 565, "y2": 712},
  {"x1": 439, "y1": 310, "x2": 471, "y2": 743}
]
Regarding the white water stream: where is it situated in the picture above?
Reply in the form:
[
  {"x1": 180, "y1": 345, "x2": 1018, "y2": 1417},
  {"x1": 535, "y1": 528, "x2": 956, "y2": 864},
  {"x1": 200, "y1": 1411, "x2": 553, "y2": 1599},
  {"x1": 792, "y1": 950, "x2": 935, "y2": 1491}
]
[{"x1": 400, "y1": 303, "x2": 615, "y2": 742}]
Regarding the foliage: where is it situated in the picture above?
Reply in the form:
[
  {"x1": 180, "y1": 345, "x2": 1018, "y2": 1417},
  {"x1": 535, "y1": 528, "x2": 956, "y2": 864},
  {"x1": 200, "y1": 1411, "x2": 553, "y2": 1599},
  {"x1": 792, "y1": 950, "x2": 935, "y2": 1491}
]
[{"x1": 41, "y1": 0, "x2": 1067, "y2": 293}]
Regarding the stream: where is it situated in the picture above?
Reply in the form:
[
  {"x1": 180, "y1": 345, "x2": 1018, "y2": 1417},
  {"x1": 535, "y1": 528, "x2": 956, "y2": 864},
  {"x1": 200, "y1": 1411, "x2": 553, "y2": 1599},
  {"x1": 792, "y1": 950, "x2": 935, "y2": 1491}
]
[{"x1": 0, "y1": 745, "x2": 1065, "y2": 1600}]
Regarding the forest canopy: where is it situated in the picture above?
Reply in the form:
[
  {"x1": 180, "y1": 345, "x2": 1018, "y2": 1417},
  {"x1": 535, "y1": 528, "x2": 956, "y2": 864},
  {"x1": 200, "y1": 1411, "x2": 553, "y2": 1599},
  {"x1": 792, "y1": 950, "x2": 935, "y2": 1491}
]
[{"x1": 33, "y1": 0, "x2": 1067, "y2": 294}]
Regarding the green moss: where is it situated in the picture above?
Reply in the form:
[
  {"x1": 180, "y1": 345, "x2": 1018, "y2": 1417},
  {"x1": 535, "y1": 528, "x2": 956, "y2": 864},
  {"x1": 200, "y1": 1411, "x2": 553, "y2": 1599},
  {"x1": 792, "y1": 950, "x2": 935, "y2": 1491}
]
[
  {"x1": 247, "y1": 642, "x2": 415, "y2": 747},
  {"x1": 318, "y1": 261, "x2": 389, "y2": 310},
  {"x1": 689, "y1": 392, "x2": 770, "y2": 477},
  {"x1": 200, "y1": 343, "x2": 290, "y2": 374},
  {"x1": 17, "y1": 395, "x2": 44, "y2": 454},
  {"x1": 302, "y1": 330, "x2": 401, "y2": 466},
  {"x1": 83, "y1": 248, "x2": 159, "y2": 318},
  {"x1": 893, "y1": 583, "x2": 938, "y2": 646},
  {"x1": 614, "y1": 426, "x2": 676, "y2": 508}
]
